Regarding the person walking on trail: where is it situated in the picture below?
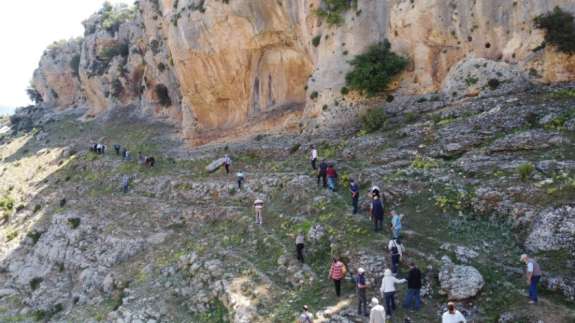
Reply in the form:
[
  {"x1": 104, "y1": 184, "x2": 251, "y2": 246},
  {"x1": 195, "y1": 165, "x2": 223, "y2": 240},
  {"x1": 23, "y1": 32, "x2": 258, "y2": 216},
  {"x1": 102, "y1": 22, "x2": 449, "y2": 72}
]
[
  {"x1": 369, "y1": 298, "x2": 386, "y2": 323},
  {"x1": 254, "y1": 198, "x2": 264, "y2": 225},
  {"x1": 298, "y1": 305, "x2": 313, "y2": 323},
  {"x1": 121, "y1": 174, "x2": 130, "y2": 193},
  {"x1": 317, "y1": 160, "x2": 328, "y2": 188},
  {"x1": 310, "y1": 145, "x2": 318, "y2": 170},
  {"x1": 113, "y1": 144, "x2": 121, "y2": 155},
  {"x1": 329, "y1": 257, "x2": 346, "y2": 297},
  {"x1": 295, "y1": 232, "x2": 305, "y2": 264},
  {"x1": 391, "y1": 210, "x2": 403, "y2": 239},
  {"x1": 379, "y1": 268, "x2": 406, "y2": 318},
  {"x1": 403, "y1": 262, "x2": 422, "y2": 311},
  {"x1": 350, "y1": 179, "x2": 359, "y2": 214},
  {"x1": 326, "y1": 164, "x2": 338, "y2": 191},
  {"x1": 236, "y1": 171, "x2": 245, "y2": 190},
  {"x1": 442, "y1": 302, "x2": 466, "y2": 323},
  {"x1": 371, "y1": 196, "x2": 384, "y2": 232},
  {"x1": 223, "y1": 154, "x2": 232, "y2": 175},
  {"x1": 388, "y1": 238, "x2": 404, "y2": 275},
  {"x1": 356, "y1": 267, "x2": 368, "y2": 317},
  {"x1": 521, "y1": 254, "x2": 542, "y2": 304}
]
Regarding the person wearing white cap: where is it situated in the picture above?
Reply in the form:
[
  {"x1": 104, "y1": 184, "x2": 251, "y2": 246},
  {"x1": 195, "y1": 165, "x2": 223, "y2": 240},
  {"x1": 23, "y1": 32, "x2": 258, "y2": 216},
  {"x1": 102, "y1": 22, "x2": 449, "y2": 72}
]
[
  {"x1": 356, "y1": 267, "x2": 368, "y2": 316},
  {"x1": 441, "y1": 302, "x2": 466, "y2": 323},
  {"x1": 298, "y1": 304, "x2": 314, "y2": 323},
  {"x1": 379, "y1": 268, "x2": 406, "y2": 318},
  {"x1": 369, "y1": 297, "x2": 386, "y2": 323}
]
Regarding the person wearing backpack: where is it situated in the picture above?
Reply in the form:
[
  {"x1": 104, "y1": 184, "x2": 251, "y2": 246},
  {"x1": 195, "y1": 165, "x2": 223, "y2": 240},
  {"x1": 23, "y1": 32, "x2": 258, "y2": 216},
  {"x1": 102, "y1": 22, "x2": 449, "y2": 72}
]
[
  {"x1": 298, "y1": 305, "x2": 314, "y2": 323},
  {"x1": 379, "y1": 269, "x2": 406, "y2": 319},
  {"x1": 371, "y1": 196, "x2": 384, "y2": 232},
  {"x1": 356, "y1": 268, "x2": 369, "y2": 316},
  {"x1": 329, "y1": 257, "x2": 346, "y2": 297},
  {"x1": 317, "y1": 160, "x2": 328, "y2": 188},
  {"x1": 388, "y1": 238, "x2": 404, "y2": 275}
]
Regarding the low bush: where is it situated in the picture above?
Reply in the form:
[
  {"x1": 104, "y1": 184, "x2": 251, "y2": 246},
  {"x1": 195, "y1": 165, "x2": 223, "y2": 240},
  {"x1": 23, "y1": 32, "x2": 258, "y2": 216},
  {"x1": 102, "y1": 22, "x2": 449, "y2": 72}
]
[
  {"x1": 345, "y1": 40, "x2": 408, "y2": 97},
  {"x1": 517, "y1": 162, "x2": 535, "y2": 181},
  {"x1": 361, "y1": 106, "x2": 386, "y2": 133},
  {"x1": 487, "y1": 78, "x2": 500, "y2": 90},
  {"x1": 68, "y1": 218, "x2": 81, "y2": 229},
  {"x1": 100, "y1": 2, "x2": 137, "y2": 34},
  {"x1": 315, "y1": 0, "x2": 356, "y2": 26},
  {"x1": 26, "y1": 86, "x2": 43, "y2": 104},
  {"x1": 155, "y1": 84, "x2": 172, "y2": 106},
  {"x1": 70, "y1": 54, "x2": 81, "y2": 77},
  {"x1": 534, "y1": 7, "x2": 575, "y2": 54},
  {"x1": 312, "y1": 35, "x2": 322, "y2": 47}
]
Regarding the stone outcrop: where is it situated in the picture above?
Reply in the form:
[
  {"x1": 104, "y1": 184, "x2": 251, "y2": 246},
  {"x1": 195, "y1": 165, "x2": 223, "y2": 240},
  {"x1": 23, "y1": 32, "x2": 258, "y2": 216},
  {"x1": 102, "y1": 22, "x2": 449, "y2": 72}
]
[
  {"x1": 438, "y1": 256, "x2": 484, "y2": 301},
  {"x1": 31, "y1": 0, "x2": 575, "y2": 145},
  {"x1": 526, "y1": 205, "x2": 575, "y2": 255}
]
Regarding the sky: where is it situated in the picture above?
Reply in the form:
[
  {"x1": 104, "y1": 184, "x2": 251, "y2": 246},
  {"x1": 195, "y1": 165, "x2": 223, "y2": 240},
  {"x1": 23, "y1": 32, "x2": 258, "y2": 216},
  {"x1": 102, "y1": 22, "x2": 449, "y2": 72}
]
[{"x1": 0, "y1": 0, "x2": 132, "y2": 112}]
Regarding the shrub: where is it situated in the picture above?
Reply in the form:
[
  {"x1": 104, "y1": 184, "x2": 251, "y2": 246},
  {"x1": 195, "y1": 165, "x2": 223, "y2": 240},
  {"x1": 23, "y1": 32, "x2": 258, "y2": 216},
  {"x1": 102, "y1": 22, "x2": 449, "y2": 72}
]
[
  {"x1": 98, "y1": 42, "x2": 130, "y2": 67},
  {"x1": 310, "y1": 91, "x2": 319, "y2": 100},
  {"x1": 340, "y1": 87, "x2": 349, "y2": 95},
  {"x1": 312, "y1": 35, "x2": 322, "y2": 47},
  {"x1": 5, "y1": 230, "x2": 18, "y2": 242},
  {"x1": 315, "y1": 0, "x2": 356, "y2": 26},
  {"x1": 70, "y1": 54, "x2": 81, "y2": 77},
  {"x1": 411, "y1": 155, "x2": 438, "y2": 169},
  {"x1": 33, "y1": 204, "x2": 42, "y2": 214},
  {"x1": 155, "y1": 84, "x2": 172, "y2": 106},
  {"x1": 534, "y1": 7, "x2": 575, "y2": 54},
  {"x1": 345, "y1": 40, "x2": 408, "y2": 97},
  {"x1": 68, "y1": 218, "x2": 81, "y2": 229},
  {"x1": 465, "y1": 75, "x2": 479, "y2": 86},
  {"x1": 487, "y1": 78, "x2": 500, "y2": 90},
  {"x1": 517, "y1": 162, "x2": 535, "y2": 181},
  {"x1": 110, "y1": 79, "x2": 124, "y2": 98},
  {"x1": 100, "y1": 2, "x2": 137, "y2": 34},
  {"x1": 0, "y1": 196, "x2": 14, "y2": 212},
  {"x1": 26, "y1": 86, "x2": 43, "y2": 104},
  {"x1": 27, "y1": 231, "x2": 43, "y2": 245},
  {"x1": 289, "y1": 143, "x2": 301, "y2": 154},
  {"x1": 361, "y1": 106, "x2": 386, "y2": 133}
]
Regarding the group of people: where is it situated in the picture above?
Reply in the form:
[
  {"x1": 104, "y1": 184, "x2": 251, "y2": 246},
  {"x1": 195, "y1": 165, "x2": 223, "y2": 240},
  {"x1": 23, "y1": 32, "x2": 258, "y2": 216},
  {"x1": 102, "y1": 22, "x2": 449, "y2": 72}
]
[
  {"x1": 90, "y1": 143, "x2": 106, "y2": 154},
  {"x1": 138, "y1": 152, "x2": 156, "y2": 168}
]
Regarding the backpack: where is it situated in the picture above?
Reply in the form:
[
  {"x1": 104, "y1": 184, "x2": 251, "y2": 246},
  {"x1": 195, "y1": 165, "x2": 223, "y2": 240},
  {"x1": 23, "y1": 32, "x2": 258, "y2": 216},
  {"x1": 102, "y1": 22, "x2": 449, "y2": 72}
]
[{"x1": 390, "y1": 240, "x2": 400, "y2": 256}]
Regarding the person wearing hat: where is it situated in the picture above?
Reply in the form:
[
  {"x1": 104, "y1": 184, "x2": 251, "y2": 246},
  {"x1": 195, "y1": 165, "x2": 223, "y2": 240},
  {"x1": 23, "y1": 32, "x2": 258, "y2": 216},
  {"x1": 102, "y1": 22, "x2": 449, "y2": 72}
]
[
  {"x1": 369, "y1": 297, "x2": 386, "y2": 323},
  {"x1": 521, "y1": 254, "x2": 542, "y2": 304},
  {"x1": 441, "y1": 302, "x2": 466, "y2": 323},
  {"x1": 379, "y1": 268, "x2": 406, "y2": 318},
  {"x1": 356, "y1": 267, "x2": 368, "y2": 316},
  {"x1": 298, "y1": 305, "x2": 313, "y2": 323},
  {"x1": 253, "y1": 198, "x2": 264, "y2": 225},
  {"x1": 349, "y1": 179, "x2": 359, "y2": 214}
]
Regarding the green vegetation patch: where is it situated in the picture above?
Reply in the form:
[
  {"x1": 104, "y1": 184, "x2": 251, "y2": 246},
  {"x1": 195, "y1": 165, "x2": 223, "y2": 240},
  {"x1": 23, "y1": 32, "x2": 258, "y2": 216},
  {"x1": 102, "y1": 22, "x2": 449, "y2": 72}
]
[
  {"x1": 361, "y1": 106, "x2": 386, "y2": 133},
  {"x1": 534, "y1": 7, "x2": 575, "y2": 54},
  {"x1": 314, "y1": 0, "x2": 357, "y2": 26}
]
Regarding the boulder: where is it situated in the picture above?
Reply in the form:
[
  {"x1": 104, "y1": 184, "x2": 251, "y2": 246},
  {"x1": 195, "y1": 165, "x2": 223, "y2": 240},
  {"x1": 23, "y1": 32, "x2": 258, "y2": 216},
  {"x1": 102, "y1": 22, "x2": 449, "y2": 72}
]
[
  {"x1": 565, "y1": 118, "x2": 575, "y2": 131},
  {"x1": 488, "y1": 130, "x2": 567, "y2": 153},
  {"x1": 526, "y1": 206, "x2": 575, "y2": 254},
  {"x1": 206, "y1": 158, "x2": 226, "y2": 173},
  {"x1": 438, "y1": 256, "x2": 484, "y2": 300}
]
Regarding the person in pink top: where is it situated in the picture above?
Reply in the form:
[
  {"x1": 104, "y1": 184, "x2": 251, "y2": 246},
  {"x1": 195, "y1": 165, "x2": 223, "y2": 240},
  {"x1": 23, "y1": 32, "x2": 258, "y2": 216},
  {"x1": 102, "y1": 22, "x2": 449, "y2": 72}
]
[{"x1": 329, "y1": 257, "x2": 346, "y2": 297}]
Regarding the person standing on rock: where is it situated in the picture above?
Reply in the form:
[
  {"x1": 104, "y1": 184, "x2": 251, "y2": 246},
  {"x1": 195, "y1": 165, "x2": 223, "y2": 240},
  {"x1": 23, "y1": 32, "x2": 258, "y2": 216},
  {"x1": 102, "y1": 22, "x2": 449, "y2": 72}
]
[
  {"x1": 326, "y1": 163, "x2": 338, "y2": 191},
  {"x1": 388, "y1": 237, "x2": 404, "y2": 275},
  {"x1": 329, "y1": 257, "x2": 346, "y2": 297},
  {"x1": 379, "y1": 268, "x2": 406, "y2": 318},
  {"x1": 295, "y1": 232, "x2": 305, "y2": 264},
  {"x1": 224, "y1": 154, "x2": 232, "y2": 175},
  {"x1": 317, "y1": 159, "x2": 328, "y2": 188},
  {"x1": 310, "y1": 145, "x2": 318, "y2": 170},
  {"x1": 369, "y1": 297, "x2": 386, "y2": 323},
  {"x1": 403, "y1": 262, "x2": 422, "y2": 311},
  {"x1": 441, "y1": 302, "x2": 466, "y2": 323},
  {"x1": 350, "y1": 179, "x2": 359, "y2": 214},
  {"x1": 254, "y1": 198, "x2": 264, "y2": 225},
  {"x1": 391, "y1": 210, "x2": 403, "y2": 239},
  {"x1": 521, "y1": 254, "x2": 542, "y2": 304},
  {"x1": 356, "y1": 267, "x2": 369, "y2": 316},
  {"x1": 298, "y1": 305, "x2": 314, "y2": 323},
  {"x1": 236, "y1": 171, "x2": 245, "y2": 190},
  {"x1": 371, "y1": 196, "x2": 384, "y2": 232}
]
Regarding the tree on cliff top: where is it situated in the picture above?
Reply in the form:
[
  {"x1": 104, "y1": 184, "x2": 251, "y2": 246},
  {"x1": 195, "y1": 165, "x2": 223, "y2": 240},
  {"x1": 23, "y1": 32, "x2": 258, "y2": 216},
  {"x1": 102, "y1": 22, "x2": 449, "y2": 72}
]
[
  {"x1": 345, "y1": 40, "x2": 408, "y2": 97},
  {"x1": 99, "y1": 1, "x2": 137, "y2": 34},
  {"x1": 535, "y1": 7, "x2": 575, "y2": 54}
]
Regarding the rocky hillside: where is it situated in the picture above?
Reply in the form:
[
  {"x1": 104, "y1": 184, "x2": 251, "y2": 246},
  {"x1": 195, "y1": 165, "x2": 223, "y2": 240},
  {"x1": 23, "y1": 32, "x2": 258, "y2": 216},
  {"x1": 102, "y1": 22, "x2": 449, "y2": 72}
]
[
  {"x1": 1, "y1": 82, "x2": 575, "y2": 322},
  {"x1": 30, "y1": 0, "x2": 575, "y2": 145}
]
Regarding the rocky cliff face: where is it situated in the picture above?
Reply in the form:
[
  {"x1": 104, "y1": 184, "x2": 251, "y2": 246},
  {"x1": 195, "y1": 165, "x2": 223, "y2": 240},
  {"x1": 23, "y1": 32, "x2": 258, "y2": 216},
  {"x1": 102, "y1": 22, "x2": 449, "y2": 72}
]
[{"x1": 31, "y1": 0, "x2": 575, "y2": 144}]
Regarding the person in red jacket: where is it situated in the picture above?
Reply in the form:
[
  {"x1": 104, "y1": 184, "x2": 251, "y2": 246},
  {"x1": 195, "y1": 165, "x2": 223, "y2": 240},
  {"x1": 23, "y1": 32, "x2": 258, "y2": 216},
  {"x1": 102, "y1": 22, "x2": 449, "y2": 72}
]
[
  {"x1": 326, "y1": 164, "x2": 338, "y2": 191},
  {"x1": 329, "y1": 257, "x2": 346, "y2": 297}
]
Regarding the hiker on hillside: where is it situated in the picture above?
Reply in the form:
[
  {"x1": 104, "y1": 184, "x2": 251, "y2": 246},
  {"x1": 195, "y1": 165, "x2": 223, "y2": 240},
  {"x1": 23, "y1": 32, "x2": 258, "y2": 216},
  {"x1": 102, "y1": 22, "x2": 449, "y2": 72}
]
[
  {"x1": 388, "y1": 237, "x2": 404, "y2": 275},
  {"x1": 403, "y1": 262, "x2": 422, "y2": 311},
  {"x1": 147, "y1": 156, "x2": 155, "y2": 167},
  {"x1": 371, "y1": 196, "x2": 384, "y2": 232},
  {"x1": 122, "y1": 149, "x2": 130, "y2": 161},
  {"x1": 223, "y1": 154, "x2": 232, "y2": 175},
  {"x1": 356, "y1": 267, "x2": 368, "y2": 316},
  {"x1": 138, "y1": 152, "x2": 145, "y2": 165},
  {"x1": 113, "y1": 144, "x2": 121, "y2": 155},
  {"x1": 236, "y1": 171, "x2": 245, "y2": 190},
  {"x1": 310, "y1": 145, "x2": 318, "y2": 170},
  {"x1": 254, "y1": 198, "x2": 264, "y2": 225},
  {"x1": 379, "y1": 268, "x2": 406, "y2": 318},
  {"x1": 521, "y1": 254, "x2": 542, "y2": 304},
  {"x1": 369, "y1": 298, "x2": 386, "y2": 323},
  {"x1": 298, "y1": 305, "x2": 314, "y2": 323},
  {"x1": 350, "y1": 179, "x2": 359, "y2": 214},
  {"x1": 326, "y1": 164, "x2": 338, "y2": 191},
  {"x1": 329, "y1": 257, "x2": 346, "y2": 297},
  {"x1": 121, "y1": 174, "x2": 130, "y2": 193},
  {"x1": 441, "y1": 302, "x2": 466, "y2": 323},
  {"x1": 371, "y1": 186, "x2": 381, "y2": 199},
  {"x1": 317, "y1": 160, "x2": 328, "y2": 188},
  {"x1": 295, "y1": 232, "x2": 305, "y2": 264},
  {"x1": 391, "y1": 210, "x2": 403, "y2": 239}
]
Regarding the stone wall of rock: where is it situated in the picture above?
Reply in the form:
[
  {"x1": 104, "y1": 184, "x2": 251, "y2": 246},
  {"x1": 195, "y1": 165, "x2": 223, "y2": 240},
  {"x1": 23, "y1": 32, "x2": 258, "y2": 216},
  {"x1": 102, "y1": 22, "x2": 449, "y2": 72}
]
[{"x1": 31, "y1": 0, "x2": 575, "y2": 144}]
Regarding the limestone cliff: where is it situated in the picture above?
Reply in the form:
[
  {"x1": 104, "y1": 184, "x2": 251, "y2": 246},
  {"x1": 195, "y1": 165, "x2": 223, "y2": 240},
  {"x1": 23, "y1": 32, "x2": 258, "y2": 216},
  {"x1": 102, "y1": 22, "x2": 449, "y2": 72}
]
[{"x1": 31, "y1": 0, "x2": 575, "y2": 144}]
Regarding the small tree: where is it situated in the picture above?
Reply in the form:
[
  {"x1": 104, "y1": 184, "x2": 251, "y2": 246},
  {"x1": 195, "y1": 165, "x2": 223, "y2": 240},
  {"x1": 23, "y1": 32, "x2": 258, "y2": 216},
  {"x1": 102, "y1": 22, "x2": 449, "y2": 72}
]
[
  {"x1": 26, "y1": 86, "x2": 43, "y2": 104},
  {"x1": 155, "y1": 84, "x2": 172, "y2": 106},
  {"x1": 345, "y1": 40, "x2": 408, "y2": 97},
  {"x1": 361, "y1": 106, "x2": 386, "y2": 133},
  {"x1": 534, "y1": 7, "x2": 575, "y2": 54}
]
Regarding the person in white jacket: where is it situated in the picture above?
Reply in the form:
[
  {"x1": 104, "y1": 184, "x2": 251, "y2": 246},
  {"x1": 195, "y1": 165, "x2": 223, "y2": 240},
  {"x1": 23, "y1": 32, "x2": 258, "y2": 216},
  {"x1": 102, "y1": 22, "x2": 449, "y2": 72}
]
[
  {"x1": 442, "y1": 302, "x2": 466, "y2": 323},
  {"x1": 379, "y1": 268, "x2": 406, "y2": 318},
  {"x1": 369, "y1": 297, "x2": 386, "y2": 323}
]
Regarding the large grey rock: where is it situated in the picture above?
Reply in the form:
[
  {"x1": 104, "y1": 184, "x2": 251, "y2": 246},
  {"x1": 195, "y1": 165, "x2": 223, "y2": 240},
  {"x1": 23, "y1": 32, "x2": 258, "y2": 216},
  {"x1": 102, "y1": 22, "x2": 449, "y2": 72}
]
[
  {"x1": 488, "y1": 130, "x2": 567, "y2": 153},
  {"x1": 526, "y1": 206, "x2": 575, "y2": 254},
  {"x1": 206, "y1": 158, "x2": 226, "y2": 173},
  {"x1": 438, "y1": 256, "x2": 484, "y2": 300}
]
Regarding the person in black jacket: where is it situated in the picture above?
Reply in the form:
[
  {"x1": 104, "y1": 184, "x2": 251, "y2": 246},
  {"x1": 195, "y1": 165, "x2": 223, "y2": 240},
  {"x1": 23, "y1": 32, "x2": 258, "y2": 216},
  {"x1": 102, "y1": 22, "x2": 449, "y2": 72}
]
[
  {"x1": 317, "y1": 160, "x2": 328, "y2": 188},
  {"x1": 403, "y1": 262, "x2": 422, "y2": 310}
]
